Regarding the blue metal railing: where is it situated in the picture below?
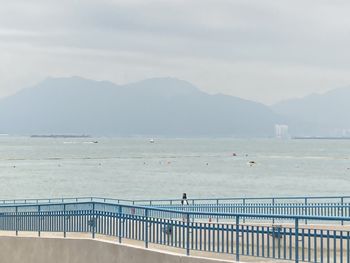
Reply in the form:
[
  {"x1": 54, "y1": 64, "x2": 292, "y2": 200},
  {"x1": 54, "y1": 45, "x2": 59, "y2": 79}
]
[
  {"x1": 1, "y1": 195, "x2": 350, "y2": 206},
  {"x1": 0, "y1": 200, "x2": 350, "y2": 263},
  {"x1": 0, "y1": 197, "x2": 134, "y2": 205},
  {"x1": 1, "y1": 195, "x2": 349, "y2": 221},
  {"x1": 130, "y1": 195, "x2": 350, "y2": 206}
]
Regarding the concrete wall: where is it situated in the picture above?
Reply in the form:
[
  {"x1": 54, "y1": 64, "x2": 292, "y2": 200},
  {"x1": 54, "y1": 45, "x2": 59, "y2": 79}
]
[{"x1": 0, "y1": 236, "x2": 233, "y2": 263}]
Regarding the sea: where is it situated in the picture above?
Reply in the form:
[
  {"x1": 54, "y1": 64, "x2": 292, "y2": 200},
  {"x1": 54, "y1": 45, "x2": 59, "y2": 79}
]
[{"x1": 0, "y1": 136, "x2": 349, "y2": 200}]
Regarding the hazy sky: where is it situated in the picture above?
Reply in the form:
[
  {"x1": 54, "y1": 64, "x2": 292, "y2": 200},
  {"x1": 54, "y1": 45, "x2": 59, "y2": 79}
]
[{"x1": 1, "y1": 0, "x2": 350, "y2": 104}]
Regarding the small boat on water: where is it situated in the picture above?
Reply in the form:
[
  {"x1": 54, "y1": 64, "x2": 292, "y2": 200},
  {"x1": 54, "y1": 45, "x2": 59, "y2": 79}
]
[
  {"x1": 149, "y1": 138, "x2": 155, "y2": 143},
  {"x1": 248, "y1": 161, "x2": 256, "y2": 166}
]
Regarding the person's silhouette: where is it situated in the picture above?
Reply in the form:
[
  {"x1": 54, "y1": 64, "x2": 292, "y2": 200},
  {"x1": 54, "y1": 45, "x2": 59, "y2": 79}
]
[{"x1": 181, "y1": 193, "x2": 189, "y2": 205}]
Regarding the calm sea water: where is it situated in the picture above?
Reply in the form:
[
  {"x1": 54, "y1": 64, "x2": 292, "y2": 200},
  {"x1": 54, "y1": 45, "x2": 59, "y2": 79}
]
[{"x1": 0, "y1": 137, "x2": 349, "y2": 200}]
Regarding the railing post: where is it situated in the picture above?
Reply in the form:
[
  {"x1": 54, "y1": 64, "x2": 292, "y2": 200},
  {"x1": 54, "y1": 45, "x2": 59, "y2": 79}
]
[
  {"x1": 118, "y1": 205, "x2": 122, "y2": 243},
  {"x1": 272, "y1": 198, "x2": 275, "y2": 224},
  {"x1": 144, "y1": 208, "x2": 149, "y2": 248},
  {"x1": 38, "y1": 205, "x2": 41, "y2": 237},
  {"x1": 216, "y1": 199, "x2": 219, "y2": 223},
  {"x1": 63, "y1": 204, "x2": 66, "y2": 238},
  {"x1": 341, "y1": 197, "x2": 344, "y2": 225},
  {"x1": 92, "y1": 203, "x2": 95, "y2": 239},
  {"x1": 191, "y1": 199, "x2": 195, "y2": 222},
  {"x1": 295, "y1": 218, "x2": 299, "y2": 263},
  {"x1": 236, "y1": 216, "x2": 240, "y2": 262},
  {"x1": 186, "y1": 213, "x2": 190, "y2": 256},
  {"x1": 304, "y1": 198, "x2": 308, "y2": 225},
  {"x1": 243, "y1": 198, "x2": 246, "y2": 223},
  {"x1": 15, "y1": 206, "x2": 18, "y2": 236}
]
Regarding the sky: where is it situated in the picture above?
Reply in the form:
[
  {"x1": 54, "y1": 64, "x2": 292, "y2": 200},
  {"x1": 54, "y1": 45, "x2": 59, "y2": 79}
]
[{"x1": 1, "y1": 0, "x2": 350, "y2": 104}]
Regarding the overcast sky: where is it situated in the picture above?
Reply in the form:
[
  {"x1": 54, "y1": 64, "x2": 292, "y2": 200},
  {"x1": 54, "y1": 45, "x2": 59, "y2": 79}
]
[{"x1": 1, "y1": 0, "x2": 350, "y2": 104}]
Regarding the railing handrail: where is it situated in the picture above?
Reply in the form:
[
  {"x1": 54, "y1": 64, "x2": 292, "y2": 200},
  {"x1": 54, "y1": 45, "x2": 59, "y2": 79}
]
[
  {"x1": 1, "y1": 194, "x2": 350, "y2": 205},
  {"x1": 130, "y1": 195, "x2": 350, "y2": 202},
  {"x1": 0, "y1": 197, "x2": 134, "y2": 205},
  {"x1": 1, "y1": 200, "x2": 350, "y2": 222},
  {"x1": 2, "y1": 201, "x2": 349, "y2": 209}
]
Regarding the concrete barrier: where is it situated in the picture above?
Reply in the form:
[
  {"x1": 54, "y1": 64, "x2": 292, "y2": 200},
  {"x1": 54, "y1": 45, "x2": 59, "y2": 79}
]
[{"x1": 0, "y1": 236, "x2": 234, "y2": 263}]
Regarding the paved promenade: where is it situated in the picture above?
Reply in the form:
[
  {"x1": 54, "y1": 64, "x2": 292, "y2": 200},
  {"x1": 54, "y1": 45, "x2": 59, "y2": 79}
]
[{"x1": 0, "y1": 231, "x2": 293, "y2": 263}]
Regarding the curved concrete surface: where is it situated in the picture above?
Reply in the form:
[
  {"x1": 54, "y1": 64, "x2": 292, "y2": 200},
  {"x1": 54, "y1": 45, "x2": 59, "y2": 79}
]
[{"x1": 0, "y1": 236, "x2": 234, "y2": 263}]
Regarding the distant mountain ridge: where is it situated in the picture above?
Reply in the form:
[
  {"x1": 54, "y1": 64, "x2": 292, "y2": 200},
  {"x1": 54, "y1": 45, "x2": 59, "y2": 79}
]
[
  {"x1": 3, "y1": 76, "x2": 348, "y2": 137},
  {"x1": 0, "y1": 77, "x2": 281, "y2": 137}
]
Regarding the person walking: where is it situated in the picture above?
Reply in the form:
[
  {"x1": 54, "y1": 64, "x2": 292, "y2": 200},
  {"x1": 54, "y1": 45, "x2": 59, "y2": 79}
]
[
  {"x1": 181, "y1": 193, "x2": 189, "y2": 222},
  {"x1": 181, "y1": 193, "x2": 189, "y2": 205}
]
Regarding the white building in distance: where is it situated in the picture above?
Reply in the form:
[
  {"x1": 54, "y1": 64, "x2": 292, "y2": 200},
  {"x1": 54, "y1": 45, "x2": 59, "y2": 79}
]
[{"x1": 275, "y1": 124, "x2": 289, "y2": 139}]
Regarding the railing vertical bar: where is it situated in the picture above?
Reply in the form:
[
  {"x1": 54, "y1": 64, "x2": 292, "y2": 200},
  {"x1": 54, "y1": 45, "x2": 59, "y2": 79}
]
[
  {"x1": 235, "y1": 216, "x2": 240, "y2": 261},
  {"x1": 262, "y1": 226, "x2": 265, "y2": 257},
  {"x1": 38, "y1": 205, "x2": 41, "y2": 237},
  {"x1": 305, "y1": 198, "x2": 308, "y2": 224},
  {"x1": 15, "y1": 206, "x2": 18, "y2": 236},
  {"x1": 334, "y1": 231, "x2": 337, "y2": 263},
  {"x1": 145, "y1": 208, "x2": 148, "y2": 248},
  {"x1": 341, "y1": 197, "x2": 344, "y2": 225},
  {"x1": 327, "y1": 230, "x2": 330, "y2": 263},
  {"x1": 257, "y1": 226, "x2": 260, "y2": 257},
  {"x1": 63, "y1": 204, "x2": 66, "y2": 238},
  {"x1": 341, "y1": 231, "x2": 344, "y2": 263},
  {"x1": 314, "y1": 230, "x2": 318, "y2": 263},
  {"x1": 186, "y1": 213, "x2": 190, "y2": 256},
  {"x1": 295, "y1": 218, "x2": 299, "y2": 263},
  {"x1": 321, "y1": 230, "x2": 324, "y2": 263},
  {"x1": 92, "y1": 203, "x2": 95, "y2": 239},
  {"x1": 118, "y1": 205, "x2": 122, "y2": 243},
  {"x1": 302, "y1": 228, "x2": 305, "y2": 261},
  {"x1": 347, "y1": 231, "x2": 349, "y2": 263},
  {"x1": 284, "y1": 227, "x2": 287, "y2": 259}
]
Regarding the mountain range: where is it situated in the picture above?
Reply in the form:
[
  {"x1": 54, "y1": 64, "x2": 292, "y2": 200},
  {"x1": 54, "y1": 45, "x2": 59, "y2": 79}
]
[{"x1": 0, "y1": 76, "x2": 348, "y2": 137}]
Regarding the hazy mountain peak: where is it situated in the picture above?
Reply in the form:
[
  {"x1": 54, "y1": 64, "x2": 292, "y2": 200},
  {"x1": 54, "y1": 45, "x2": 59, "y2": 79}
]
[{"x1": 0, "y1": 76, "x2": 279, "y2": 136}]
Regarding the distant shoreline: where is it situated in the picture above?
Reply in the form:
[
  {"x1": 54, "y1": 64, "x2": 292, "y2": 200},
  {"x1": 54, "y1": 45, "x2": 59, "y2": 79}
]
[
  {"x1": 293, "y1": 136, "x2": 350, "y2": 140},
  {"x1": 31, "y1": 135, "x2": 91, "y2": 138}
]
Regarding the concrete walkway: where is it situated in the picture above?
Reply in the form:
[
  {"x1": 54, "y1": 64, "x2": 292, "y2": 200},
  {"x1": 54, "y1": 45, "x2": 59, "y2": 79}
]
[{"x1": 0, "y1": 231, "x2": 293, "y2": 263}]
